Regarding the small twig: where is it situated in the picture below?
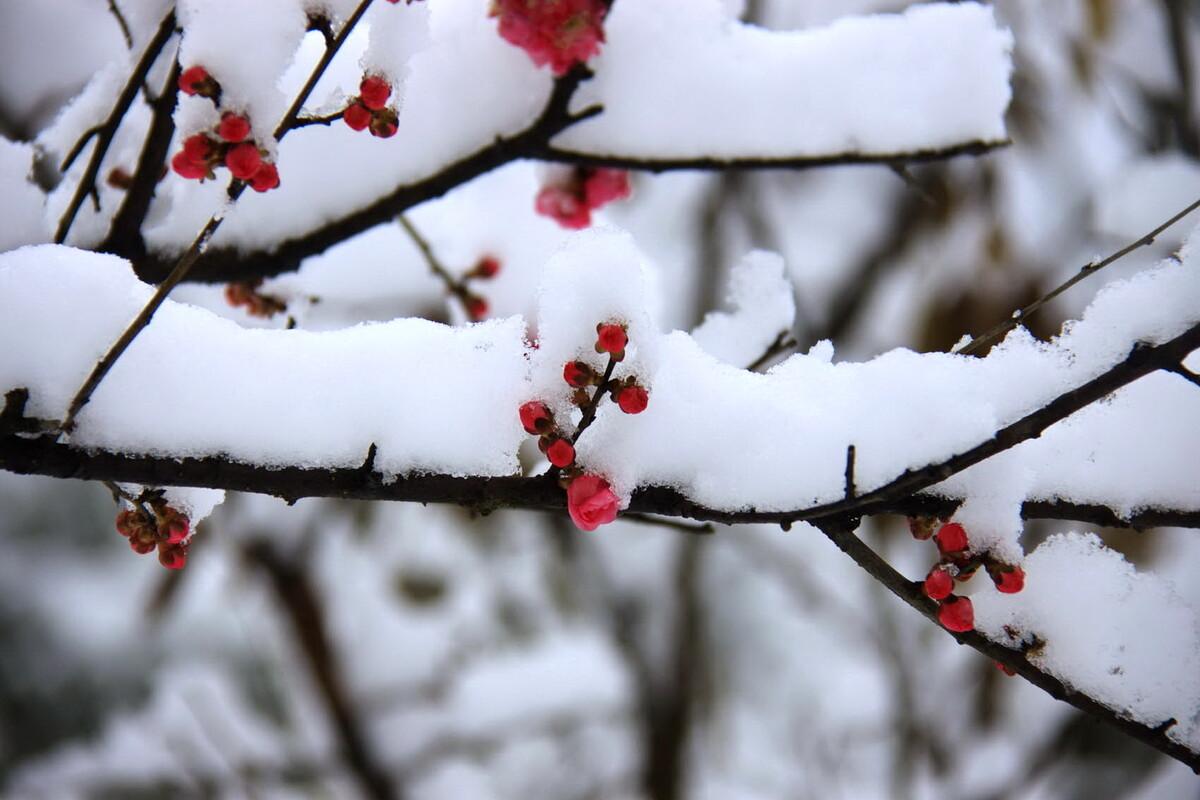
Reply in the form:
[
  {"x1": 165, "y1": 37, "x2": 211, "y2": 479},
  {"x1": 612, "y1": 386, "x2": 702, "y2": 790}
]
[
  {"x1": 745, "y1": 330, "x2": 797, "y2": 373},
  {"x1": 275, "y1": 0, "x2": 375, "y2": 138},
  {"x1": 844, "y1": 444, "x2": 856, "y2": 499},
  {"x1": 60, "y1": 0, "x2": 376, "y2": 433},
  {"x1": 107, "y1": 0, "x2": 134, "y2": 49},
  {"x1": 61, "y1": 188, "x2": 243, "y2": 433},
  {"x1": 887, "y1": 163, "x2": 938, "y2": 206},
  {"x1": 396, "y1": 214, "x2": 475, "y2": 313},
  {"x1": 102, "y1": 56, "x2": 182, "y2": 257},
  {"x1": 620, "y1": 512, "x2": 714, "y2": 535},
  {"x1": 54, "y1": 8, "x2": 177, "y2": 244},
  {"x1": 958, "y1": 195, "x2": 1200, "y2": 356},
  {"x1": 59, "y1": 125, "x2": 103, "y2": 173},
  {"x1": 569, "y1": 356, "x2": 618, "y2": 445},
  {"x1": 290, "y1": 110, "x2": 346, "y2": 129}
]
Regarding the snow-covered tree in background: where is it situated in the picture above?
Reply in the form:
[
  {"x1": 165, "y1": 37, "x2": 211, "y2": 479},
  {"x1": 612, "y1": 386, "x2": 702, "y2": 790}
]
[{"x1": 1, "y1": 1, "x2": 1199, "y2": 797}]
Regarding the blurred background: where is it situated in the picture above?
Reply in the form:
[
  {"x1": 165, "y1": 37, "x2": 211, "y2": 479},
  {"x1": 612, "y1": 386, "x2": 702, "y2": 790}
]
[{"x1": 2, "y1": 1, "x2": 1200, "y2": 798}]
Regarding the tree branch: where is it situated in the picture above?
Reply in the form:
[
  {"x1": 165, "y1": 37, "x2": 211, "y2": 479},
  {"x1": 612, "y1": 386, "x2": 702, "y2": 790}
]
[
  {"x1": 245, "y1": 542, "x2": 399, "y2": 800},
  {"x1": 59, "y1": 0, "x2": 378, "y2": 433},
  {"x1": 813, "y1": 517, "x2": 1200, "y2": 773},
  {"x1": 54, "y1": 8, "x2": 177, "y2": 244},
  {"x1": 3, "y1": 430, "x2": 1198, "y2": 532},
  {"x1": 100, "y1": 56, "x2": 182, "y2": 258},
  {"x1": 130, "y1": 140, "x2": 1007, "y2": 285},
  {"x1": 957, "y1": 195, "x2": 1200, "y2": 356}
]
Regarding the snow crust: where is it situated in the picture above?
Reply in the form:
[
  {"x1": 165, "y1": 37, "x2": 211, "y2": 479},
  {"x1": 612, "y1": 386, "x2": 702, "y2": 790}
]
[
  {"x1": 974, "y1": 532, "x2": 1200, "y2": 751},
  {"x1": 0, "y1": 245, "x2": 529, "y2": 478},
  {"x1": 690, "y1": 250, "x2": 795, "y2": 367},
  {"x1": 556, "y1": 1, "x2": 1013, "y2": 159},
  {"x1": 2, "y1": 225, "x2": 1198, "y2": 522}
]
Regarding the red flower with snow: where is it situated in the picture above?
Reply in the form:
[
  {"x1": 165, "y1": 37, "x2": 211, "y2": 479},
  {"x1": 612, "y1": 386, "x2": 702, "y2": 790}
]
[
  {"x1": 563, "y1": 360, "x2": 594, "y2": 387},
  {"x1": 491, "y1": 0, "x2": 608, "y2": 76},
  {"x1": 566, "y1": 474, "x2": 620, "y2": 531},
  {"x1": 992, "y1": 564, "x2": 1025, "y2": 594}
]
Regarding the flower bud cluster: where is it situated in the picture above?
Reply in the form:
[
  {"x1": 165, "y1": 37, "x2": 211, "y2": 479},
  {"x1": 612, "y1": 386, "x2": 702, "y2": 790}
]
[
  {"x1": 519, "y1": 321, "x2": 650, "y2": 531},
  {"x1": 343, "y1": 75, "x2": 399, "y2": 139},
  {"x1": 489, "y1": 0, "x2": 608, "y2": 76},
  {"x1": 174, "y1": 67, "x2": 279, "y2": 192},
  {"x1": 114, "y1": 497, "x2": 191, "y2": 570},
  {"x1": 907, "y1": 518, "x2": 1026, "y2": 635}
]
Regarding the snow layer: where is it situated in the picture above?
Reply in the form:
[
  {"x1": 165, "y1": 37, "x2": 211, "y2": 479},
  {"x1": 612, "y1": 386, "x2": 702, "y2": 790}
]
[
  {"x1": 2, "y1": 223, "x2": 1197, "y2": 519},
  {"x1": 974, "y1": 532, "x2": 1200, "y2": 751},
  {"x1": 556, "y1": 1, "x2": 1013, "y2": 159},
  {"x1": 0, "y1": 245, "x2": 529, "y2": 478},
  {"x1": 691, "y1": 250, "x2": 795, "y2": 367},
  {"x1": 137, "y1": 0, "x2": 1010, "y2": 254},
  {"x1": 559, "y1": 230, "x2": 1200, "y2": 515}
]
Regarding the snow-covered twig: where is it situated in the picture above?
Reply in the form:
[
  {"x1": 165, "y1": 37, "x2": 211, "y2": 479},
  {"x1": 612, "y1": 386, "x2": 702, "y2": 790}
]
[
  {"x1": 958, "y1": 194, "x2": 1200, "y2": 356},
  {"x1": 101, "y1": 57, "x2": 182, "y2": 257},
  {"x1": 54, "y1": 7, "x2": 178, "y2": 244},
  {"x1": 59, "y1": 0, "x2": 378, "y2": 433}
]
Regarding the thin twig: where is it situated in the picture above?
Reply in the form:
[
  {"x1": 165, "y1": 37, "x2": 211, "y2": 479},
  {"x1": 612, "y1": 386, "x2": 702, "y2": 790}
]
[
  {"x1": 59, "y1": 0, "x2": 377, "y2": 433},
  {"x1": 958, "y1": 195, "x2": 1200, "y2": 356},
  {"x1": 102, "y1": 56, "x2": 182, "y2": 257},
  {"x1": 745, "y1": 330, "x2": 797, "y2": 373},
  {"x1": 290, "y1": 110, "x2": 346, "y2": 129},
  {"x1": 395, "y1": 214, "x2": 477, "y2": 316},
  {"x1": 274, "y1": 0, "x2": 375, "y2": 139},
  {"x1": 620, "y1": 512, "x2": 714, "y2": 535},
  {"x1": 61, "y1": 192, "x2": 242, "y2": 433},
  {"x1": 54, "y1": 8, "x2": 177, "y2": 244},
  {"x1": 570, "y1": 356, "x2": 618, "y2": 445},
  {"x1": 107, "y1": 0, "x2": 134, "y2": 49}
]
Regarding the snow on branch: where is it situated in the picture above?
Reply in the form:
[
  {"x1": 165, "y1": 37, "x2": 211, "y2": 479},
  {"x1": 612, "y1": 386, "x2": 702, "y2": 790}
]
[
  {"x1": 2, "y1": 225, "x2": 1198, "y2": 529},
  {"x1": 109, "y1": 0, "x2": 1011, "y2": 283}
]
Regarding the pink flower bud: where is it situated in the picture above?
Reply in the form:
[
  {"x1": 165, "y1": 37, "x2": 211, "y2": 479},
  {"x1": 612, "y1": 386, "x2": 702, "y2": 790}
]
[{"x1": 566, "y1": 474, "x2": 620, "y2": 531}]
